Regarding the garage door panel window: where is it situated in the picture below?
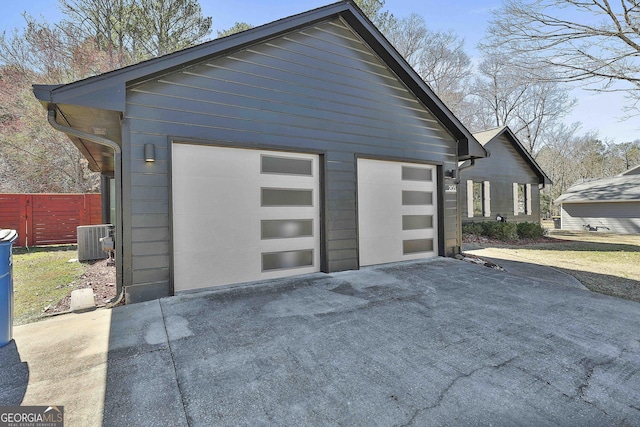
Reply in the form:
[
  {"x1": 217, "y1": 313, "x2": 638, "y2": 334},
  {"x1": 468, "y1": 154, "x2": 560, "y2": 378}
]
[
  {"x1": 402, "y1": 166, "x2": 433, "y2": 182},
  {"x1": 262, "y1": 249, "x2": 314, "y2": 272},
  {"x1": 402, "y1": 215, "x2": 433, "y2": 230},
  {"x1": 261, "y1": 219, "x2": 313, "y2": 239},
  {"x1": 402, "y1": 190, "x2": 433, "y2": 206},
  {"x1": 402, "y1": 238, "x2": 434, "y2": 254},
  {"x1": 261, "y1": 155, "x2": 313, "y2": 176},
  {"x1": 261, "y1": 188, "x2": 314, "y2": 206}
]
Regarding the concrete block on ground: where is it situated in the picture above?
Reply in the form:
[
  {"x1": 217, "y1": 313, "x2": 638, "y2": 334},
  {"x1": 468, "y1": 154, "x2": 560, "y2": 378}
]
[{"x1": 70, "y1": 288, "x2": 96, "y2": 312}]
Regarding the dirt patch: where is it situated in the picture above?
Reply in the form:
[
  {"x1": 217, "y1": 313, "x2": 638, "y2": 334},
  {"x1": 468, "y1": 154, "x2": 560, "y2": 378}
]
[{"x1": 44, "y1": 258, "x2": 117, "y2": 315}]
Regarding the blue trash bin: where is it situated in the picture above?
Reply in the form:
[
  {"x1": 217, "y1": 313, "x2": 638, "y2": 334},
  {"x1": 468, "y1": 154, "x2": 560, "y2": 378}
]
[{"x1": 0, "y1": 229, "x2": 18, "y2": 348}]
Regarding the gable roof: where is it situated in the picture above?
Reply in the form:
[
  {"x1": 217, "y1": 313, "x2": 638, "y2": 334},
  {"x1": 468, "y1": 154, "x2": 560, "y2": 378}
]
[
  {"x1": 473, "y1": 127, "x2": 504, "y2": 145},
  {"x1": 33, "y1": 0, "x2": 486, "y2": 173},
  {"x1": 618, "y1": 164, "x2": 640, "y2": 176},
  {"x1": 472, "y1": 126, "x2": 552, "y2": 186},
  {"x1": 555, "y1": 175, "x2": 640, "y2": 203}
]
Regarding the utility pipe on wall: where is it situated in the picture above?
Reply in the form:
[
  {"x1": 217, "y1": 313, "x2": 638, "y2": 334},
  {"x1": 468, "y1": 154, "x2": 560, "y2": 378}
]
[{"x1": 46, "y1": 108, "x2": 124, "y2": 301}]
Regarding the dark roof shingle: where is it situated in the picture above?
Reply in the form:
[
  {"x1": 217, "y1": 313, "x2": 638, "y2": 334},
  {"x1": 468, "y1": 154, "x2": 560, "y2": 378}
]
[{"x1": 556, "y1": 175, "x2": 640, "y2": 203}]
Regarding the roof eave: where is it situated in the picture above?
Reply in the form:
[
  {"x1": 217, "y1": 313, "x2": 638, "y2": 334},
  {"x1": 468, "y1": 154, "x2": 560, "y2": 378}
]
[
  {"x1": 32, "y1": 2, "x2": 353, "y2": 112},
  {"x1": 32, "y1": 1, "x2": 485, "y2": 160}
]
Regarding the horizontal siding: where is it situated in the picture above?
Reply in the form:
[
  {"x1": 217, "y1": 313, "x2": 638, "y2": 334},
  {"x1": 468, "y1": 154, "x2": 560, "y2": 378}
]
[
  {"x1": 125, "y1": 17, "x2": 459, "y2": 291},
  {"x1": 561, "y1": 202, "x2": 640, "y2": 234},
  {"x1": 461, "y1": 134, "x2": 541, "y2": 223}
]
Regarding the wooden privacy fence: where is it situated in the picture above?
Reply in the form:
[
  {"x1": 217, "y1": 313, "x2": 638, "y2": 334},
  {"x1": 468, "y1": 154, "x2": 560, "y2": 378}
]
[{"x1": 0, "y1": 194, "x2": 102, "y2": 247}]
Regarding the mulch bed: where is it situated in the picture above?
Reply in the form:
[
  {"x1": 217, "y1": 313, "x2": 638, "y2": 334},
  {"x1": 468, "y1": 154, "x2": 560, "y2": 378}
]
[
  {"x1": 44, "y1": 258, "x2": 117, "y2": 315},
  {"x1": 462, "y1": 234, "x2": 568, "y2": 247}
]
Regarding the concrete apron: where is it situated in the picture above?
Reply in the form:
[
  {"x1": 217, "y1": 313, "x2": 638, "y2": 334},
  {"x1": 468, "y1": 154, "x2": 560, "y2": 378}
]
[
  {"x1": 3, "y1": 299, "x2": 179, "y2": 427},
  {"x1": 3, "y1": 309, "x2": 113, "y2": 426}
]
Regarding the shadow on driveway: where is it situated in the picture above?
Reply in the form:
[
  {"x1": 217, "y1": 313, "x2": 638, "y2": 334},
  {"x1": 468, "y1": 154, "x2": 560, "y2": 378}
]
[
  {"x1": 101, "y1": 258, "x2": 640, "y2": 426},
  {"x1": 0, "y1": 340, "x2": 29, "y2": 405},
  {"x1": 465, "y1": 246, "x2": 640, "y2": 304}
]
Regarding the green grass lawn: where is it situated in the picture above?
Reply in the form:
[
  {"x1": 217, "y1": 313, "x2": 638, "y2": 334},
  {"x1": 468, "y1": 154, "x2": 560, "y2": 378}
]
[
  {"x1": 466, "y1": 230, "x2": 640, "y2": 302},
  {"x1": 12, "y1": 246, "x2": 85, "y2": 325}
]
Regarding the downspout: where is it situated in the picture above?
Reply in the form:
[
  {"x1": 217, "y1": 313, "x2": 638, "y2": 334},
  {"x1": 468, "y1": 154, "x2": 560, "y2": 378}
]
[
  {"x1": 457, "y1": 158, "x2": 475, "y2": 180},
  {"x1": 455, "y1": 158, "x2": 476, "y2": 255},
  {"x1": 47, "y1": 107, "x2": 125, "y2": 306}
]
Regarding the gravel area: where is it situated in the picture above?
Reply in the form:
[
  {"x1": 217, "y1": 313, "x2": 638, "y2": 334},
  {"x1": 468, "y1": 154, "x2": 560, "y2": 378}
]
[{"x1": 45, "y1": 258, "x2": 117, "y2": 315}]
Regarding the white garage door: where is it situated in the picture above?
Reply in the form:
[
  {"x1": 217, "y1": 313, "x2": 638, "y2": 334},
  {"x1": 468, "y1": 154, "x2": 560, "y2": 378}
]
[
  {"x1": 172, "y1": 144, "x2": 320, "y2": 292},
  {"x1": 357, "y1": 158, "x2": 438, "y2": 266}
]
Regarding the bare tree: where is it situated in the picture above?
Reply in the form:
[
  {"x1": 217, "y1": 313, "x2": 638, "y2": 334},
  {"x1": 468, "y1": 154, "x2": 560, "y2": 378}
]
[
  {"x1": 0, "y1": 20, "x2": 109, "y2": 192},
  {"x1": 535, "y1": 125, "x2": 606, "y2": 215},
  {"x1": 58, "y1": 0, "x2": 135, "y2": 64},
  {"x1": 0, "y1": 63, "x2": 99, "y2": 192},
  {"x1": 132, "y1": 0, "x2": 212, "y2": 57},
  {"x1": 535, "y1": 126, "x2": 640, "y2": 214},
  {"x1": 469, "y1": 52, "x2": 576, "y2": 155},
  {"x1": 610, "y1": 140, "x2": 640, "y2": 171},
  {"x1": 384, "y1": 14, "x2": 473, "y2": 112},
  {"x1": 59, "y1": 0, "x2": 212, "y2": 60},
  {"x1": 483, "y1": 0, "x2": 640, "y2": 115},
  {"x1": 0, "y1": 0, "x2": 214, "y2": 192}
]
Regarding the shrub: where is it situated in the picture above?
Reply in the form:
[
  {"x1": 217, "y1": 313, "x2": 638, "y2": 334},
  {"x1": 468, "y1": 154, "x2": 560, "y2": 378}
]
[
  {"x1": 462, "y1": 223, "x2": 483, "y2": 236},
  {"x1": 517, "y1": 222, "x2": 547, "y2": 239},
  {"x1": 463, "y1": 221, "x2": 545, "y2": 241},
  {"x1": 462, "y1": 221, "x2": 518, "y2": 241},
  {"x1": 482, "y1": 222, "x2": 518, "y2": 240}
]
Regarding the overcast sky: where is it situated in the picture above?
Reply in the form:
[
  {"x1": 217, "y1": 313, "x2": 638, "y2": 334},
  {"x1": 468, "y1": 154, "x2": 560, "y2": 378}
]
[{"x1": 1, "y1": 0, "x2": 636, "y2": 144}]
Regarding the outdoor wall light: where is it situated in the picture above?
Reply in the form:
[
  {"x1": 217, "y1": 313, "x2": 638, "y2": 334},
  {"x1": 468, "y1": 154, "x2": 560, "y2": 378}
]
[{"x1": 144, "y1": 144, "x2": 155, "y2": 162}]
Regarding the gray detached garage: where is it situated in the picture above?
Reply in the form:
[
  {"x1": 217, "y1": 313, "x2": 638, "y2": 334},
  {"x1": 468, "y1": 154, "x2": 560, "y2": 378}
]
[{"x1": 33, "y1": 1, "x2": 487, "y2": 303}]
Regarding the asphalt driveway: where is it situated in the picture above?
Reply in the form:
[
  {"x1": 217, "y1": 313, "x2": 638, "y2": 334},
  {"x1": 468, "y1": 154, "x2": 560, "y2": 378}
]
[{"x1": 3, "y1": 257, "x2": 640, "y2": 426}]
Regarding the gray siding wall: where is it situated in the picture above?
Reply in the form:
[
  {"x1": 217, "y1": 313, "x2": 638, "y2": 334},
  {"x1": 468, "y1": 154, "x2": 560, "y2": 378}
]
[
  {"x1": 460, "y1": 134, "x2": 541, "y2": 223},
  {"x1": 561, "y1": 202, "x2": 640, "y2": 234},
  {"x1": 122, "y1": 18, "x2": 459, "y2": 301}
]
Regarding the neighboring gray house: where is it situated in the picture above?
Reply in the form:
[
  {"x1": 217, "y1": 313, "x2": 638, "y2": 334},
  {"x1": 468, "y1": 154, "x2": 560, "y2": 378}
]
[
  {"x1": 555, "y1": 166, "x2": 640, "y2": 233},
  {"x1": 619, "y1": 164, "x2": 640, "y2": 176},
  {"x1": 33, "y1": 1, "x2": 487, "y2": 303},
  {"x1": 460, "y1": 126, "x2": 551, "y2": 224}
]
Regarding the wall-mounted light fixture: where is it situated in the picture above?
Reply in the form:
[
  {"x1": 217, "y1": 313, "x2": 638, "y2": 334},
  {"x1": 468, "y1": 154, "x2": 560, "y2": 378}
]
[
  {"x1": 144, "y1": 144, "x2": 155, "y2": 162},
  {"x1": 444, "y1": 169, "x2": 457, "y2": 179}
]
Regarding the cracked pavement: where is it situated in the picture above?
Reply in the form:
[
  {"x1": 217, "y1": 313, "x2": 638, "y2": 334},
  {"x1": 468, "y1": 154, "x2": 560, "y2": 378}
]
[{"x1": 4, "y1": 257, "x2": 640, "y2": 426}]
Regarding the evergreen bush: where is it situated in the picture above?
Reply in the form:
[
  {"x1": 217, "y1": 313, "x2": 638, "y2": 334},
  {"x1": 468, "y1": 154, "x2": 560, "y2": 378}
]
[
  {"x1": 462, "y1": 221, "x2": 544, "y2": 241},
  {"x1": 516, "y1": 222, "x2": 547, "y2": 239}
]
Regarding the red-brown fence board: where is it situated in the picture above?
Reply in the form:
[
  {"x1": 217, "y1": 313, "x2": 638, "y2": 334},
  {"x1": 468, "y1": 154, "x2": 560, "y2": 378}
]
[
  {"x1": 0, "y1": 193, "x2": 102, "y2": 246},
  {"x1": 0, "y1": 195, "x2": 24, "y2": 238}
]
